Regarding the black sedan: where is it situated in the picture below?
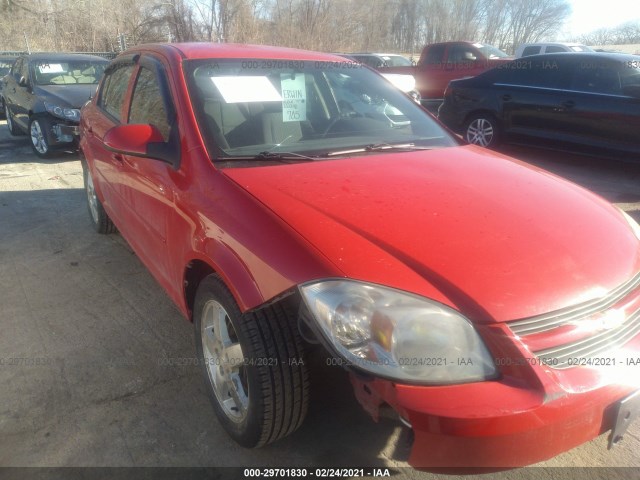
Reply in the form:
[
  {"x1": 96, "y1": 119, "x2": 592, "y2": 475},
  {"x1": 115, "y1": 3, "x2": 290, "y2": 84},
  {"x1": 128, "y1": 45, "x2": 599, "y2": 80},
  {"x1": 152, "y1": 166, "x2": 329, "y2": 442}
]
[
  {"x1": 3, "y1": 53, "x2": 108, "y2": 157},
  {"x1": 438, "y1": 53, "x2": 640, "y2": 157}
]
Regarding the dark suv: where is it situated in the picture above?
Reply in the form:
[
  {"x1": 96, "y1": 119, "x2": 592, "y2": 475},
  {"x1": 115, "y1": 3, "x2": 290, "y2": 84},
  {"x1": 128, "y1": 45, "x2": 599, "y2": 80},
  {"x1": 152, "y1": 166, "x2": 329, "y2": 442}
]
[
  {"x1": 3, "y1": 53, "x2": 108, "y2": 157},
  {"x1": 0, "y1": 54, "x2": 18, "y2": 117},
  {"x1": 438, "y1": 53, "x2": 640, "y2": 156}
]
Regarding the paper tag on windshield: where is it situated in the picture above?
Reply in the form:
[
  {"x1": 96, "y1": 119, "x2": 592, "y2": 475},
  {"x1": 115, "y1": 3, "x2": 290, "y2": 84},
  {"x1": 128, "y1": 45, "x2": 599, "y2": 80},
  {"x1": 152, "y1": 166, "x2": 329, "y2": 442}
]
[
  {"x1": 280, "y1": 74, "x2": 306, "y2": 122},
  {"x1": 212, "y1": 76, "x2": 281, "y2": 103}
]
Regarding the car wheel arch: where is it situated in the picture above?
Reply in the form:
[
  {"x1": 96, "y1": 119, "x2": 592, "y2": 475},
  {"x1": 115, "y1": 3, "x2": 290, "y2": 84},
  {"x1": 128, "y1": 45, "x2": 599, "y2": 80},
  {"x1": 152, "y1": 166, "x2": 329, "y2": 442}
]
[
  {"x1": 463, "y1": 108, "x2": 501, "y2": 129},
  {"x1": 183, "y1": 253, "x2": 266, "y2": 322}
]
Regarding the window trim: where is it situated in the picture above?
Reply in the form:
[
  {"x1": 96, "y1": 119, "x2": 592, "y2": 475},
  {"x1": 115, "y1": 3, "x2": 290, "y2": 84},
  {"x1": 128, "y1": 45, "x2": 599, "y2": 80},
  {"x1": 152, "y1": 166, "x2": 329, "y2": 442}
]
[
  {"x1": 97, "y1": 54, "x2": 138, "y2": 124},
  {"x1": 493, "y1": 82, "x2": 633, "y2": 98}
]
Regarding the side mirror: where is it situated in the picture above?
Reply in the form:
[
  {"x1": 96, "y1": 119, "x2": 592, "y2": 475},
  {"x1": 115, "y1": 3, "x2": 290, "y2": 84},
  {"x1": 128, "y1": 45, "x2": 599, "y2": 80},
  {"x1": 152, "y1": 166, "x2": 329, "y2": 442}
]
[
  {"x1": 622, "y1": 85, "x2": 640, "y2": 98},
  {"x1": 103, "y1": 124, "x2": 181, "y2": 169},
  {"x1": 19, "y1": 76, "x2": 28, "y2": 87}
]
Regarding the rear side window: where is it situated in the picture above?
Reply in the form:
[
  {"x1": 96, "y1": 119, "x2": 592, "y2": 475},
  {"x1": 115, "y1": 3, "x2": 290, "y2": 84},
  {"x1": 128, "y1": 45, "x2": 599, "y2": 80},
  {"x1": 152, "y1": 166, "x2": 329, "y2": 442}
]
[
  {"x1": 545, "y1": 46, "x2": 566, "y2": 53},
  {"x1": 128, "y1": 66, "x2": 170, "y2": 141},
  {"x1": 99, "y1": 64, "x2": 135, "y2": 122},
  {"x1": 521, "y1": 46, "x2": 541, "y2": 57},
  {"x1": 447, "y1": 44, "x2": 478, "y2": 64},
  {"x1": 11, "y1": 58, "x2": 23, "y2": 80},
  {"x1": 423, "y1": 44, "x2": 446, "y2": 65},
  {"x1": 495, "y1": 58, "x2": 572, "y2": 89},
  {"x1": 571, "y1": 65, "x2": 621, "y2": 95}
]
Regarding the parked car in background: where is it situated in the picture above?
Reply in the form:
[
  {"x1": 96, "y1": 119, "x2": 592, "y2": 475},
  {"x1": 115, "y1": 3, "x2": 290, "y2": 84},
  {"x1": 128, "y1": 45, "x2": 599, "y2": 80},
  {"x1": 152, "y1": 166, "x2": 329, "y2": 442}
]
[
  {"x1": 3, "y1": 52, "x2": 108, "y2": 157},
  {"x1": 438, "y1": 53, "x2": 640, "y2": 156},
  {"x1": 347, "y1": 53, "x2": 414, "y2": 69},
  {"x1": 515, "y1": 42, "x2": 594, "y2": 57},
  {"x1": 338, "y1": 53, "x2": 420, "y2": 102},
  {"x1": 79, "y1": 42, "x2": 640, "y2": 469},
  {"x1": 0, "y1": 54, "x2": 18, "y2": 118},
  {"x1": 382, "y1": 41, "x2": 512, "y2": 107}
]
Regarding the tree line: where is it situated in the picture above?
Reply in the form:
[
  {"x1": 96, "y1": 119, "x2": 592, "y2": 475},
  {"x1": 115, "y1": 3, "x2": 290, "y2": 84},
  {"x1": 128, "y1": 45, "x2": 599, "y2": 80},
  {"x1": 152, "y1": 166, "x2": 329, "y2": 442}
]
[{"x1": 2, "y1": 0, "x2": 575, "y2": 55}]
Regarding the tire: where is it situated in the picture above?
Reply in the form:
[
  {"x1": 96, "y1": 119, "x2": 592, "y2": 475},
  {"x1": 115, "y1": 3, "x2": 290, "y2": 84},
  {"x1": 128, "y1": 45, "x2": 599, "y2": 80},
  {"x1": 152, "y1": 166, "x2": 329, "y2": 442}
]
[
  {"x1": 82, "y1": 161, "x2": 116, "y2": 234},
  {"x1": 464, "y1": 113, "x2": 501, "y2": 148},
  {"x1": 5, "y1": 104, "x2": 23, "y2": 136},
  {"x1": 194, "y1": 275, "x2": 309, "y2": 448},
  {"x1": 29, "y1": 116, "x2": 54, "y2": 157}
]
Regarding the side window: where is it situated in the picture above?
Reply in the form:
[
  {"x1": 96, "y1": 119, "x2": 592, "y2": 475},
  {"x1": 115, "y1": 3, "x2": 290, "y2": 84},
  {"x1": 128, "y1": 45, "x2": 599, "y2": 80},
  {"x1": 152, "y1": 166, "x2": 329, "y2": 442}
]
[
  {"x1": 11, "y1": 58, "x2": 22, "y2": 80},
  {"x1": 521, "y1": 46, "x2": 541, "y2": 57},
  {"x1": 128, "y1": 66, "x2": 171, "y2": 141},
  {"x1": 423, "y1": 44, "x2": 446, "y2": 65},
  {"x1": 496, "y1": 59, "x2": 571, "y2": 89},
  {"x1": 572, "y1": 66, "x2": 621, "y2": 95},
  {"x1": 99, "y1": 64, "x2": 135, "y2": 122},
  {"x1": 18, "y1": 59, "x2": 29, "y2": 81},
  {"x1": 545, "y1": 46, "x2": 566, "y2": 54},
  {"x1": 447, "y1": 45, "x2": 478, "y2": 64}
]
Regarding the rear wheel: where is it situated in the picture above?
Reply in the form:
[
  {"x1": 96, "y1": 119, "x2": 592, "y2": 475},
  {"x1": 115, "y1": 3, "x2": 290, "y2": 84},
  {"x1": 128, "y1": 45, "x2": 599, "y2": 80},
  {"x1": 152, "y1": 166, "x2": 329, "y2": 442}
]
[
  {"x1": 464, "y1": 113, "x2": 501, "y2": 148},
  {"x1": 194, "y1": 275, "x2": 309, "y2": 447},
  {"x1": 5, "y1": 105, "x2": 23, "y2": 136},
  {"x1": 82, "y1": 161, "x2": 116, "y2": 234}
]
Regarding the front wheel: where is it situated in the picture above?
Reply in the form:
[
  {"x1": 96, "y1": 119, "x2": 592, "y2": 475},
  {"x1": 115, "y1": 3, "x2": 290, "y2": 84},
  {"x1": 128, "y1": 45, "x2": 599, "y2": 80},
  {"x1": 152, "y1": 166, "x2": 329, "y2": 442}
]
[
  {"x1": 29, "y1": 116, "x2": 53, "y2": 157},
  {"x1": 464, "y1": 113, "x2": 501, "y2": 148},
  {"x1": 194, "y1": 275, "x2": 309, "y2": 447}
]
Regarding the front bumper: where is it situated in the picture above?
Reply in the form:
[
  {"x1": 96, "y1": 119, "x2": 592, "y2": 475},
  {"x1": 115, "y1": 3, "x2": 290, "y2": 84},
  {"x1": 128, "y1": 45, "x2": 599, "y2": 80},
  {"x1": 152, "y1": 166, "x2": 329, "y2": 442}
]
[
  {"x1": 350, "y1": 328, "x2": 640, "y2": 469},
  {"x1": 45, "y1": 117, "x2": 79, "y2": 146}
]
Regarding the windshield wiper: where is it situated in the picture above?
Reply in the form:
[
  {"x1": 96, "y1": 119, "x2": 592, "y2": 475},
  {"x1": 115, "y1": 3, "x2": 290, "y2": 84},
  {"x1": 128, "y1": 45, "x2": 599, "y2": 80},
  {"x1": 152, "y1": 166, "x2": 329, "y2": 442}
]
[
  {"x1": 218, "y1": 151, "x2": 319, "y2": 163},
  {"x1": 326, "y1": 143, "x2": 435, "y2": 157}
]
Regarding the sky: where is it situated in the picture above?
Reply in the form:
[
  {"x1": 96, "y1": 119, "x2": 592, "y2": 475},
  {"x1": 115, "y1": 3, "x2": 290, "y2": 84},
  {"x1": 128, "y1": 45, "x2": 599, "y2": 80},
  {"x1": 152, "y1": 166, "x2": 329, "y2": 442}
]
[{"x1": 560, "y1": 0, "x2": 640, "y2": 39}]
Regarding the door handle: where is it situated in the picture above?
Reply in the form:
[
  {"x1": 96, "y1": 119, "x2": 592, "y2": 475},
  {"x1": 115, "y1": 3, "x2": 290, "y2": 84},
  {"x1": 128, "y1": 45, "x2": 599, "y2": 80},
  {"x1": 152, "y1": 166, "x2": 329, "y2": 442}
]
[
  {"x1": 502, "y1": 94, "x2": 512, "y2": 101},
  {"x1": 111, "y1": 153, "x2": 124, "y2": 163},
  {"x1": 562, "y1": 100, "x2": 575, "y2": 109}
]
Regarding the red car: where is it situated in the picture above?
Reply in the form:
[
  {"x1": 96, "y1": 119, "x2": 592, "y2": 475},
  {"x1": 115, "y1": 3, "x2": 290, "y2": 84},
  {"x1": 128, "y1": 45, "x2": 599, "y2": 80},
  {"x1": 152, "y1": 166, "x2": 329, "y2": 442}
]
[{"x1": 79, "y1": 43, "x2": 640, "y2": 469}]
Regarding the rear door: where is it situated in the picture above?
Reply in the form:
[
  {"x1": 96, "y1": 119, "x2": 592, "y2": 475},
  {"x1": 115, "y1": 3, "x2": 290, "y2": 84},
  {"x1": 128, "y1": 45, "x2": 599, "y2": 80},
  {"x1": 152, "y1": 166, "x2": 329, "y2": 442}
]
[
  {"x1": 561, "y1": 59, "x2": 640, "y2": 153},
  {"x1": 495, "y1": 56, "x2": 574, "y2": 140},
  {"x1": 84, "y1": 58, "x2": 137, "y2": 224}
]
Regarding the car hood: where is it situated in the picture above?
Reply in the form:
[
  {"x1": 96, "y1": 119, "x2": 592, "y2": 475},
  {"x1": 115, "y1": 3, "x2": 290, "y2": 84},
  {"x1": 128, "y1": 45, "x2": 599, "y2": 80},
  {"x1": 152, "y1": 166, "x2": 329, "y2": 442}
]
[
  {"x1": 223, "y1": 145, "x2": 640, "y2": 323},
  {"x1": 34, "y1": 84, "x2": 97, "y2": 109}
]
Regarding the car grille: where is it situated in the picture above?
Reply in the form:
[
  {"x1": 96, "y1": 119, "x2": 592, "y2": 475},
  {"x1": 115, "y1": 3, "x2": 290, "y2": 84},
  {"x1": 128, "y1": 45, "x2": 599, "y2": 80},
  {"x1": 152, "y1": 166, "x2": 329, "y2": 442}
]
[{"x1": 507, "y1": 272, "x2": 640, "y2": 369}]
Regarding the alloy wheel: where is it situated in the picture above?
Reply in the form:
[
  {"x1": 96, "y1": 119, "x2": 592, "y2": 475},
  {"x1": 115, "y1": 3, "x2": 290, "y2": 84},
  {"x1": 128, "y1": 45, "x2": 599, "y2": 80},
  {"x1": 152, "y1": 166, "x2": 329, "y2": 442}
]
[
  {"x1": 200, "y1": 299, "x2": 249, "y2": 423},
  {"x1": 466, "y1": 117, "x2": 495, "y2": 147}
]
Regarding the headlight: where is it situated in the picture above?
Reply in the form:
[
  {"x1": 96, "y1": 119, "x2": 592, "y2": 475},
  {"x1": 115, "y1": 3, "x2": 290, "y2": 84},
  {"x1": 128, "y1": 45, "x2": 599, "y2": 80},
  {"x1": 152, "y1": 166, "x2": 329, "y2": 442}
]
[
  {"x1": 44, "y1": 102, "x2": 80, "y2": 122},
  {"x1": 621, "y1": 210, "x2": 640, "y2": 241},
  {"x1": 300, "y1": 280, "x2": 497, "y2": 384}
]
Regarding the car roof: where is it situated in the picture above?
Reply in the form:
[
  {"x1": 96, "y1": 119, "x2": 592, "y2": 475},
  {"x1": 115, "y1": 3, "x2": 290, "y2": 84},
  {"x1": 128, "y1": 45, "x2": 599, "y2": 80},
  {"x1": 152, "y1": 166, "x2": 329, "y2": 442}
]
[
  {"x1": 23, "y1": 52, "x2": 110, "y2": 62},
  {"x1": 121, "y1": 42, "x2": 349, "y2": 63},
  {"x1": 349, "y1": 53, "x2": 405, "y2": 57},
  {"x1": 520, "y1": 42, "x2": 588, "y2": 47},
  {"x1": 513, "y1": 52, "x2": 638, "y2": 62}
]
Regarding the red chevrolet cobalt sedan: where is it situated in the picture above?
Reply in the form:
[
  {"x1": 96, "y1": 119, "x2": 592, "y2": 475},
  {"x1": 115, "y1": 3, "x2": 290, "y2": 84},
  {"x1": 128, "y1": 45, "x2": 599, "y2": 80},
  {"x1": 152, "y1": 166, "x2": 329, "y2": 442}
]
[{"x1": 79, "y1": 43, "x2": 640, "y2": 469}]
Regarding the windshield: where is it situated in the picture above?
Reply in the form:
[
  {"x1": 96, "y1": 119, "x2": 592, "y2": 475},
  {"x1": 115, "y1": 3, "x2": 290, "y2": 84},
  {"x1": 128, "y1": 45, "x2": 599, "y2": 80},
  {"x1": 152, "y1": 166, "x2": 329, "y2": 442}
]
[
  {"x1": 186, "y1": 58, "x2": 456, "y2": 161},
  {"x1": 33, "y1": 60, "x2": 108, "y2": 85},
  {"x1": 474, "y1": 44, "x2": 510, "y2": 59}
]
